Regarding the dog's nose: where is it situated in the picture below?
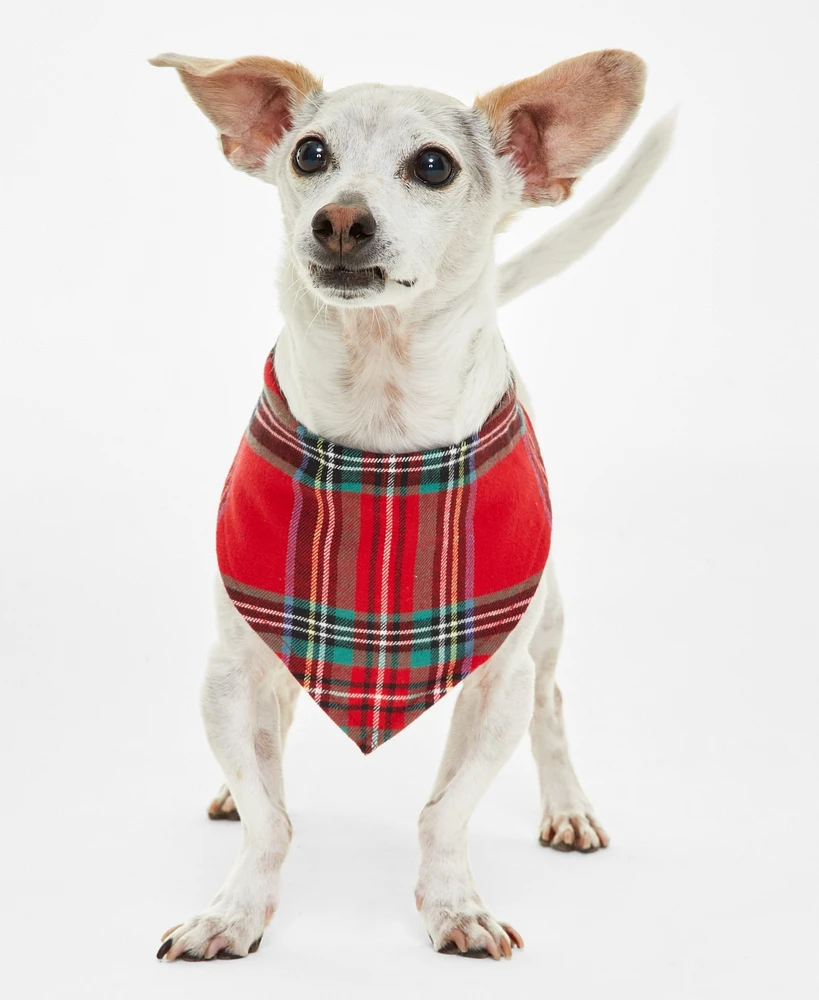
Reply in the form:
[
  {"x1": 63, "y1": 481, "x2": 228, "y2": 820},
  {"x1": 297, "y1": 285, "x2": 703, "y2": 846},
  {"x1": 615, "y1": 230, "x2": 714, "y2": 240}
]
[{"x1": 311, "y1": 203, "x2": 377, "y2": 257}]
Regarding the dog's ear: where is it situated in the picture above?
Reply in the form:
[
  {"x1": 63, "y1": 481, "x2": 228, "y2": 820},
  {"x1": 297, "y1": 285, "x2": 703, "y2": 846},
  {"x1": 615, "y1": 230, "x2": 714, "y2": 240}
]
[
  {"x1": 149, "y1": 53, "x2": 322, "y2": 175},
  {"x1": 475, "y1": 50, "x2": 646, "y2": 206}
]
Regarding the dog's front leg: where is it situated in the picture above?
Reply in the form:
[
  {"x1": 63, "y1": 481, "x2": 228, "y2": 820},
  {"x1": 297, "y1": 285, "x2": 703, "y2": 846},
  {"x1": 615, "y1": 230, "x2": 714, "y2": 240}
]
[
  {"x1": 157, "y1": 606, "x2": 291, "y2": 961},
  {"x1": 529, "y1": 564, "x2": 609, "y2": 852},
  {"x1": 208, "y1": 664, "x2": 301, "y2": 822},
  {"x1": 415, "y1": 611, "x2": 539, "y2": 959}
]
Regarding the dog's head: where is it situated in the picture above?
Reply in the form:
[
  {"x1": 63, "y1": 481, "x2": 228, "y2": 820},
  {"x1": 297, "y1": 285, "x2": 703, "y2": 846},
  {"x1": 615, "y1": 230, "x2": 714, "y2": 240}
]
[{"x1": 151, "y1": 51, "x2": 645, "y2": 307}]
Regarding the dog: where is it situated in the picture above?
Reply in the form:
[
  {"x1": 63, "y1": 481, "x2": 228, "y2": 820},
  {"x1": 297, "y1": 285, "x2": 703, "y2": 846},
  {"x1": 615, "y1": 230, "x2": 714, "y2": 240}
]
[{"x1": 150, "y1": 49, "x2": 671, "y2": 962}]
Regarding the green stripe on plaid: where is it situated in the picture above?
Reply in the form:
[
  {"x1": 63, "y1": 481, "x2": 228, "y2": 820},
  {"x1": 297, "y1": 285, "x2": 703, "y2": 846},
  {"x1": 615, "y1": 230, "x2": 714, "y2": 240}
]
[{"x1": 223, "y1": 573, "x2": 541, "y2": 679}]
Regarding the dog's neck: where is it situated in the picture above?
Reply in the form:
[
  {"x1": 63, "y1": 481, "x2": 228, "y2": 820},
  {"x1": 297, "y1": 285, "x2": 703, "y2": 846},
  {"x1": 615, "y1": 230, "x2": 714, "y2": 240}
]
[{"x1": 274, "y1": 256, "x2": 510, "y2": 453}]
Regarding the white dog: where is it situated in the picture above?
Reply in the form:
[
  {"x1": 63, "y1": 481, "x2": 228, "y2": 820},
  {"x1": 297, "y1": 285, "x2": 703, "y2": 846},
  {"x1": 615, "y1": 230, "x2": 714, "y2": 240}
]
[{"x1": 150, "y1": 49, "x2": 671, "y2": 962}]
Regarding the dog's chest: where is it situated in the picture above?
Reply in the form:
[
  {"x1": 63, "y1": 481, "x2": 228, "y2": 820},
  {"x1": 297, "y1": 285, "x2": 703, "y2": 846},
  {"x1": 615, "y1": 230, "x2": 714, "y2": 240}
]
[{"x1": 293, "y1": 312, "x2": 487, "y2": 453}]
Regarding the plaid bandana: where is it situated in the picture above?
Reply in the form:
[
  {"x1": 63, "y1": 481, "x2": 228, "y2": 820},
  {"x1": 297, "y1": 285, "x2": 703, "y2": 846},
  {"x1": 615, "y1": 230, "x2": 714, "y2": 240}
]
[{"x1": 216, "y1": 351, "x2": 552, "y2": 753}]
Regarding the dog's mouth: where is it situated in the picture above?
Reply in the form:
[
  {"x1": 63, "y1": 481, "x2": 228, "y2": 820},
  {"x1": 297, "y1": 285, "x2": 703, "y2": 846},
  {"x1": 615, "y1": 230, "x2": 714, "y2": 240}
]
[
  {"x1": 306, "y1": 262, "x2": 416, "y2": 298},
  {"x1": 307, "y1": 262, "x2": 386, "y2": 297}
]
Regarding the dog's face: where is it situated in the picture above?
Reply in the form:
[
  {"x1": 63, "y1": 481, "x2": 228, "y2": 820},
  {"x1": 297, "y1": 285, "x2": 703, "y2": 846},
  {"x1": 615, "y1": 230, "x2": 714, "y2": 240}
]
[
  {"x1": 151, "y1": 52, "x2": 645, "y2": 308},
  {"x1": 272, "y1": 85, "x2": 504, "y2": 306}
]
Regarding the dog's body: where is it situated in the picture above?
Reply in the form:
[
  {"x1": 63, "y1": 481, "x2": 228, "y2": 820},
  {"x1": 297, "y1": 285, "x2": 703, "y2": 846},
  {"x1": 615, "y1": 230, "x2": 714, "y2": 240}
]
[{"x1": 151, "y1": 50, "x2": 671, "y2": 962}]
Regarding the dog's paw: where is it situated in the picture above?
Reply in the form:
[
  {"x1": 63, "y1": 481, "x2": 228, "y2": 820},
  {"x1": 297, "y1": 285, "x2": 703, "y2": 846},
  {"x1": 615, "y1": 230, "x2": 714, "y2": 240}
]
[
  {"x1": 156, "y1": 902, "x2": 272, "y2": 962},
  {"x1": 419, "y1": 897, "x2": 522, "y2": 960},
  {"x1": 208, "y1": 784, "x2": 240, "y2": 821},
  {"x1": 539, "y1": 812, "x2": 609, "y2": 853}
]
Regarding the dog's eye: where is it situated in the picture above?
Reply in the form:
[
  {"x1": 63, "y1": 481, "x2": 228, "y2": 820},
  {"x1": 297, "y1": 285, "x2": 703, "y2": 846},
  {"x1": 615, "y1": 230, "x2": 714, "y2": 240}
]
[
  {"x1": 414, "y1": 148, "x2": 455, "y2": 186},
  {"x1": 294, "y1": 138, "x2": 329, "y2": 175}
]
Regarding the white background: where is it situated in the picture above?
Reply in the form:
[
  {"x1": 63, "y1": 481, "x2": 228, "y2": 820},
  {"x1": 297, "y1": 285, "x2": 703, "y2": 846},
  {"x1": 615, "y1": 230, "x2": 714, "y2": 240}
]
[{"x1": 2, "y1": 1, "x2": 817, "y2": 997}]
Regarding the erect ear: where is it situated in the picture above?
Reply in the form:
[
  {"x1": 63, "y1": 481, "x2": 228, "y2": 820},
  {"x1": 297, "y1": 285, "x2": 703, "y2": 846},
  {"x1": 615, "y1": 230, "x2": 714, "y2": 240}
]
[
  {"x1": 149, "y1": 53, "x2": 322, "y2": 175},
  {"x1": 475, "y1": 50, "x2": 646, "y2": 206}
]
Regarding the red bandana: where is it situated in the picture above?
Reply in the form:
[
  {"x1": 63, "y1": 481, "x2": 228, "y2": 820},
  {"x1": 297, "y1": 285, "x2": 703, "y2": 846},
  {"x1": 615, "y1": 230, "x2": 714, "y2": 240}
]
[{"x1": 217, "y1": 352, "x2": 552, "y2": 753}]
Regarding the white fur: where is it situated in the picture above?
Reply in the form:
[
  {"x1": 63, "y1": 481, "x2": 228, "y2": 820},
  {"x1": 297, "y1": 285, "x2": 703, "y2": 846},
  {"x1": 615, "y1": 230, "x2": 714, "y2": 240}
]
[{"x1": 153, "y1": 61, "x2": 671, "y2": 962}]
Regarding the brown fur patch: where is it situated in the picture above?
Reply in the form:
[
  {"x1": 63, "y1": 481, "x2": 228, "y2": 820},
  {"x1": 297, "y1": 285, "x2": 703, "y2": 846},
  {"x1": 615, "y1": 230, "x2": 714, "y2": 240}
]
[
  {"x1": 383, "y1": 379, "x2": 404, "y2": 406},
  {"x1": 475, "y1": 50, "x2": 646, "y2": 204}
]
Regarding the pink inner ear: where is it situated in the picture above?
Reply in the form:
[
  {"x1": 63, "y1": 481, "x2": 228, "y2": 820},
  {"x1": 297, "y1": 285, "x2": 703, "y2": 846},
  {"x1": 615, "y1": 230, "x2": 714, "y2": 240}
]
[
  {"x1": 477, "y1": 50, "x2": 646, "y2": 206},
  {"x1": 262, "y1": 91, "x2": 295, "y2": 144},
  {"x1": 233, "y1": 88, "x2": 294, "y2": 168},
  {"x1": 504, "y1": 107, "x2": 552, "y2": 194},
  {"x1": 154, "y1": 53, "x2": 323, "y2": 174},
  {"x1": 228, "y1": 78, "x2": 294, "y2": 145},
  {"x1": 203, "y1": 74, "x2": 296, "y2": 170},
  {"x1": 172, "y1": 61, "x2": 318, "y2": 172},
  {"x1": 504, "y1": 107, "x2": 573, "y2": 203}
]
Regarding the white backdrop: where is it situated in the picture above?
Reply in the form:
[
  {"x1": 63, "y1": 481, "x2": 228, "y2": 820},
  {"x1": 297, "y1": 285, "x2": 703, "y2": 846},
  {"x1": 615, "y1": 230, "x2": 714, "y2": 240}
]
[{"x1": 2, "y1": 1, "x2": 817, "y2": 997}]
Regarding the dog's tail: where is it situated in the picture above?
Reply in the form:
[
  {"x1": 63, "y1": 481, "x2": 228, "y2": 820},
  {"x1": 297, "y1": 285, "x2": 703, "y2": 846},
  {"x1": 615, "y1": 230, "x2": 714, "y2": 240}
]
[{"x1": 497, "y1": 110, "x2": 676, "y2": 305}]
